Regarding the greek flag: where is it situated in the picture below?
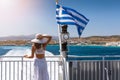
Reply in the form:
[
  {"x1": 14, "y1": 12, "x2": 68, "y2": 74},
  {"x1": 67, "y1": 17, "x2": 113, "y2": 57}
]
[{"x1": 56, "y1": 5, "x2": 89, "y2": 37}]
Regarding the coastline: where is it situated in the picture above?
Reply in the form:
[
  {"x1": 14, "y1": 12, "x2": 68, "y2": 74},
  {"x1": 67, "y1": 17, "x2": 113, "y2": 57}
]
[
  {"x1": 0, "y1": 35, "x2": 120, "y2": 46},
  {"x1": 0, "y1": 40, "x2": 56, "y2": 46},
  {"x1": 0, "y1": 40, "x2": 120, "y2": 47}
]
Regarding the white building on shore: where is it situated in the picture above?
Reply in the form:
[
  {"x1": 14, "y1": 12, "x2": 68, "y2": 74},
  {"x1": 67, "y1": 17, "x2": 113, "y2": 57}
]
[{"x1": 106, "y1": 42, "x2": 120, "y2": 46}]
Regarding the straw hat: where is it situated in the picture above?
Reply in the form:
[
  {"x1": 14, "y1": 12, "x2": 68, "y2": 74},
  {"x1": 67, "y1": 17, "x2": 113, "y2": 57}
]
[
  {"x1": 35, "y1": 33, "x2": 42, "y2": 39},
  {"x1": 35, "y1": 33, "x2": 48, "y2": 39},
  {"x1": 31, "y1": 33, "x2": 48, "y2": 43},
  {"x1": 31, "y1": 38, "x2": 42, "y2": 43}
]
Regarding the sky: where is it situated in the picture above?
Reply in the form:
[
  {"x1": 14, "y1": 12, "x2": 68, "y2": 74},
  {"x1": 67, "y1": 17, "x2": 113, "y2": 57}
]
[{"x1": 0, "y1": 0, "x2": 120, "y2": 37}]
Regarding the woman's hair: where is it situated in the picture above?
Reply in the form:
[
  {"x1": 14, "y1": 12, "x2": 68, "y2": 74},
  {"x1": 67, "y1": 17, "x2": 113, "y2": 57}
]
[{"x1": 34, "y1": 43, "x2": 42, "y2": 49}]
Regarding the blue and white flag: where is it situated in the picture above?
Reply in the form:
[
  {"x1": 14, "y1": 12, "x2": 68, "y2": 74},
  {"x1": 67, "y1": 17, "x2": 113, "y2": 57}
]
[{"x1": 56, "y1": 5, "x2": 89, "y2": 37}]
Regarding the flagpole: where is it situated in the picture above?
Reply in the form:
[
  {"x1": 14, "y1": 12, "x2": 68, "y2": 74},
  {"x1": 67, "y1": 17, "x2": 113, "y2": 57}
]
[
  {"x1": 58, "y1": 25, "x2": 62, "y2": 53},
  {"x1": 56, "y1": 0, "x2": 58, "y2": 4},
  {"x1": 56, "y1": 1, "x2": 69, "y2": 80},
  {"x1": 56, "y1": 0, "x2": 62, "y2": 55}
]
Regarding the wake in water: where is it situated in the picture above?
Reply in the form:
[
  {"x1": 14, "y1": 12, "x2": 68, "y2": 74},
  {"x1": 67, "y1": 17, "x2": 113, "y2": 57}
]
[{"x1": 4, "y1": 48, "x2": 54, "y2": 56}]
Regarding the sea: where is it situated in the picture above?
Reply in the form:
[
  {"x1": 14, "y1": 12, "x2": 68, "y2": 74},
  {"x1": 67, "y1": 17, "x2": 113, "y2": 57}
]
[{"x1": 0, "y1": 45, "x2": 120, "y2": 57}]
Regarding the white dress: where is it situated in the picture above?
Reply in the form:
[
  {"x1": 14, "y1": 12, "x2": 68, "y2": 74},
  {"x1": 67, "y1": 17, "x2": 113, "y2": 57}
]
[
  {"x1": 34, "y1": 44, "x2": 49, "y2": 80},
  {"x1": 34, "y1": 58, "x2": 49, "y2": 80}
]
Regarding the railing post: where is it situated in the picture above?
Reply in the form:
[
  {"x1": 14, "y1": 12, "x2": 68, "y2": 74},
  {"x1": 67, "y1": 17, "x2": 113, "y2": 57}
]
[
  {"x1": 103, "y1": 56, "x2": 105, "y2": 80},
  {"x1": 69, "y1": 62, "x2": 72, "y2": 80},
  {"x1": 62, "y1": 57, "x2": 68, "y2": 80},
  {"x1": 21, "y1": 57, "x2": 23, "y2": 80}
]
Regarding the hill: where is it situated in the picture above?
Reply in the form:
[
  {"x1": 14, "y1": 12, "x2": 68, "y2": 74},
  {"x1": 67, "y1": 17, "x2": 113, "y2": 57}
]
[
  {"x1": 0, "y1": 35, "x2": 120, "y2": 45},
  {"x1": 0, "y1": 34, "x2": 58, "y2": 41},
  {"x1": 69, "y1": 35, "x2": 120, "y2": 45},
  {"x1": 0, "y1": 34, "x2": 58, "y2": 45}
]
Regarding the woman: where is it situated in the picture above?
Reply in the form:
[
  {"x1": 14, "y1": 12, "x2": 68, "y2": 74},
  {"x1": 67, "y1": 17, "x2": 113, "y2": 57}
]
[{"x1": 24, "y1": 33, "x2": 52, "y2": 80}]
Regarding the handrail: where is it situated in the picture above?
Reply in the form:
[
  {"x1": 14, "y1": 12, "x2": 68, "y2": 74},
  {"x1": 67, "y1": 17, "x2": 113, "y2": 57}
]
[
  {"x1": 0, "y1": 55, "x2": 62, "y2": 58},
  {"x1": 67, "y1": 55, "x2": 120, "y2": 61},
  {"x1": 68, "y1": 55, "x2": 120, "y2": 58}
]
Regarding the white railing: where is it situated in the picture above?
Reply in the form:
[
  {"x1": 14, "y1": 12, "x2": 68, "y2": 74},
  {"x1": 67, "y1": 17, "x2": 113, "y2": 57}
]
[
  {"x1": 67, "y1": 55, "x2": 120, "y2": 80},
  {"x1": 0, "y1": 56, "x2": 63, "y2": 80},
  {"x1": 1, "y1": 55, "x2": 120, "y2": 80}
]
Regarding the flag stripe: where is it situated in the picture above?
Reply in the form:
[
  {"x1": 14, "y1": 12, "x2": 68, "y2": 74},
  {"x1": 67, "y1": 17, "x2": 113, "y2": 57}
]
[
  {"x1": 56, "y1": 17, "x2": 75, "y2": 21},
  {"x1": 56, "y1": 14, "x2": 72, "y2": 18},
  {"x1": 57, "y1": 19, "x2": 86, "y2": 28}
]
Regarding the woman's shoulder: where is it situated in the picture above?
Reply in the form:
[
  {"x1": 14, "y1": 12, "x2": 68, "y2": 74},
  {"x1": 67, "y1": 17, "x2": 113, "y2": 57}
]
[{"x1": 32, "y1": 45, "x2": 36, "y2": 50}]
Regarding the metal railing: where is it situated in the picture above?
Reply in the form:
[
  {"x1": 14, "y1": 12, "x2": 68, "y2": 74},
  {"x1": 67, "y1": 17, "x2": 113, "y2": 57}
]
[
  {"x1": 67, "y1": 55, "x2": 120, "y2": 80},
  {"x1": 1, "y1": 55, "x2": 120, "y2": 80},
  {"x1": 0, "y1": 56, "x2": 63, "y2": 80}
]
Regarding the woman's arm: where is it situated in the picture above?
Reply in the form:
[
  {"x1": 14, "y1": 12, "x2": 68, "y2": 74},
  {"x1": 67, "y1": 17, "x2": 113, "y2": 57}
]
[
  {"x1": 24, "y1": 45, "x2": 35, "y2": 58},
  {"x1": 42, "y1": 35, "x2": 52, "y2": 48}
]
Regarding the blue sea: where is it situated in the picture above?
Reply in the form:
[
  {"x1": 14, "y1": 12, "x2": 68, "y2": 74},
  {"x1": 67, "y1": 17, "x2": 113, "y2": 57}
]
[{"x1": 0, "y1": 45, "x2": 120, "y2": 57}]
